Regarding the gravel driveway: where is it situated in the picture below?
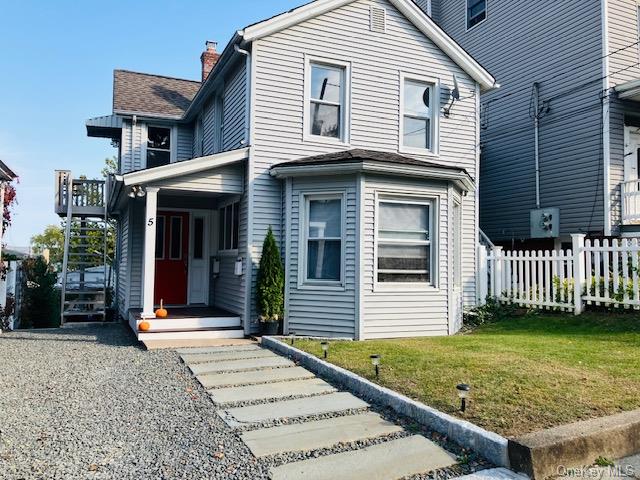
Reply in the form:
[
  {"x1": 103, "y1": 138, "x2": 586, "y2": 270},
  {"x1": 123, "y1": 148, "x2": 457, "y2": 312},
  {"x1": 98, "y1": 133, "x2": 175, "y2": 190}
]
[{"x1": 0, "y1": 324, "x2": 269, "y2": 480}]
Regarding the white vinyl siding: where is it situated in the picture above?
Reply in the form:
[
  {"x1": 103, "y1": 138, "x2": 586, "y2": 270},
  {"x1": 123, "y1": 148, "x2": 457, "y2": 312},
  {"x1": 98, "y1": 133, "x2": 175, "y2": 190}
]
[
  {"x1": 251, "y1": 0, "x2": 479, "y2": 319},
  {"x1": 286, "y1": 177, "x2": 357, "y2": 338}
]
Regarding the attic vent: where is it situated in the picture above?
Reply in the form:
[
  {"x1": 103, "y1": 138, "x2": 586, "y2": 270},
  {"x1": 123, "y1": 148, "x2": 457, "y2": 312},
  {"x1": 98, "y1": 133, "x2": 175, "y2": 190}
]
[{"x1": 370, "y1": 6, "x2": 386, "y2": 33}]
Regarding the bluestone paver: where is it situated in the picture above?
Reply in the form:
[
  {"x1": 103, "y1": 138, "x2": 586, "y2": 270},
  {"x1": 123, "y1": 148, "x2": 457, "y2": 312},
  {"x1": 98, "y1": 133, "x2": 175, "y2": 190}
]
[
  {"x1": 198, "y1": 366, "x2": 315, "y2": 389},
  {"x1": 218, "y1": 392, "x2": 369, "y2": 427},
  {"x1": 175, "y1": 344, "x2": 261, "y2": 355},
  {"x1": 181, "y1": 349, "x2": 275, "y2": 364},
  {"x1": 241, "y1": 412, "x2": 403, "y2": 457},
  {"x1": 209, "y1": 378, "x2": 335, "y2": 404},
  {"x1": 188, "y1": 356, "x2": 293, "y2": 375},
  {"x1": 269, "y1": 435, "x2": 457, "y2": 480}
]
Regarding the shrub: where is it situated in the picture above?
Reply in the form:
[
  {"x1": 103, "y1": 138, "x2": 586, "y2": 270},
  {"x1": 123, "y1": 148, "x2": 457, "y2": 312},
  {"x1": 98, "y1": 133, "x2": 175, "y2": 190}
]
[
  {"x1": 20, "y1": 256, "x2": 60, "y2": 329},
  {"x1": 0, "y1": 294, "x2": 15, "y2": 332},
  {"x1": 256, "y1": 227, "x2": 284, "y2": 323},
  {"x1": 464, "y1": 297, "x2": 520, "y2": 326}
]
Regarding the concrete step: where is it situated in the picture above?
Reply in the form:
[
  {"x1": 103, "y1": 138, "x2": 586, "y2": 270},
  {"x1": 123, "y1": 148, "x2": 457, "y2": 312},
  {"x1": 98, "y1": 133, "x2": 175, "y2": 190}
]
[
  {"x1": 181, "y1": 349, "x2": 275, "y2": 364},
  {"x1": 188, "y1": 356, "x2": 294, "y2": 375},
  {"x1": 219, "y1": 391, "x2": 369, "y2": 427},
  {"x1": 209, "y1": 378, "x2": 336, "y2": 405},
  {"x1": 198, "y1": 366, "x2": 315, "y2": 389},
  {"x1": 241, "y1": 412, "x2": 403, "y2": 457},
  {"x1": 176, "y1": 343, "x2": 260, "y2": 354},
  {"x1": 269, "y1": 435, "x2": 457, "y2": 480}
]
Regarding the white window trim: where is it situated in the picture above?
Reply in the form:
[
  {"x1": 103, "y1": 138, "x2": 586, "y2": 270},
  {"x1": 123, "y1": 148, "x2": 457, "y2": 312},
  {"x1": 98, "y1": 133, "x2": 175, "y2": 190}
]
[
  {"x1": 217, "y1": 199, "x2": 240, "y2": 256},
  {"x1": 466, "y1": 0, "x2": 487, "y2": 32},
  {"x1": 303, "y1": 55, "x2": 351, "y2": 146},
  {"x1": 298, "y1": 191, "x2": 347, "y2": 291},
  {"x1": 452, "y1": 196, "x2": 462, "y2": 290},
  {"x1": 398, "y1": 72, "x2": 440, "y2": 157},
  {"x1": 142, "y1": 123, "x2": 177, "y2": 169},
  {"x1": 373, "y1": 192, "x2": 439, "y2": 292}
]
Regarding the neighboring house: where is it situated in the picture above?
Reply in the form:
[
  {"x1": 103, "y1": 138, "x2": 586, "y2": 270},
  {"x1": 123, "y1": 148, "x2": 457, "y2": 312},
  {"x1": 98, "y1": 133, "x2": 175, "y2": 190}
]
[
  {"x1": 414, "y1": 0, "x2": 640, "y2": 248},
  {"x1": 83, "y1": 0, "x2": 495, "y2": 341},
  {"x1": 0, "y1": 160, "x2": 17, "y2": 264}
]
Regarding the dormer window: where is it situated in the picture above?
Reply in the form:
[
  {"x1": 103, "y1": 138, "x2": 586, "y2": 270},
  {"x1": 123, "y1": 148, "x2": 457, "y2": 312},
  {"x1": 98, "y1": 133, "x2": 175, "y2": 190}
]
[
  {"x1": 305, "y1": 58, "x2": 351, "y2": 144},
  {"x1": 146, "y1": 126, "x2": 172, "y2": 168}
]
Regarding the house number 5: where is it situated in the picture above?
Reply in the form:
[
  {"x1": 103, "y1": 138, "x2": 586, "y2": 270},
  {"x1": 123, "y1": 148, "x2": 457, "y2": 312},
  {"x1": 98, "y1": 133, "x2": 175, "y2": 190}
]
[{"x1": 148, "y1": 218, "x2": 154, "y2": 226}]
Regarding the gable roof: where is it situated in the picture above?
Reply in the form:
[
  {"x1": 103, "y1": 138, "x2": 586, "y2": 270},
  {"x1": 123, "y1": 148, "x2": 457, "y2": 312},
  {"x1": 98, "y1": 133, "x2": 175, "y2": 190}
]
[
  {"x1": 240, "y1": 0, "x2": 496, "y2": 90},
  {"x1": 0, "y1": 160, "x2": 17, "y2": 181},
  {"x1": 113, "y1": 70, "x2": 201, "y2": 119}
]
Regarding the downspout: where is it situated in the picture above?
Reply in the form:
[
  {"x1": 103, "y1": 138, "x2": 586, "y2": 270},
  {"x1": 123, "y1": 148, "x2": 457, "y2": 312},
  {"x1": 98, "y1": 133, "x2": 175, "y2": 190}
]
[
  {"x1": 234, "y1": 44, "x2": 251, "y2": 146},
  {"x1": 601, "y1": 0, "x2": 612, "y2": 236},
  {"x1": 533, "y1": 82, "x2": 541, "y2": 209}
]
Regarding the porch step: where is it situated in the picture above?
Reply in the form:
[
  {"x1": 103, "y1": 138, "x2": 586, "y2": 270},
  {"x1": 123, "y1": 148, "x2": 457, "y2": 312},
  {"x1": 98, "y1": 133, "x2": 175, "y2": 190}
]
[
  {"x1": 138, "y1": 328, "x2": 245, "y2": 345},
  {"x1": 139, "y1": 316, "x2": 241, "y2": 332}
]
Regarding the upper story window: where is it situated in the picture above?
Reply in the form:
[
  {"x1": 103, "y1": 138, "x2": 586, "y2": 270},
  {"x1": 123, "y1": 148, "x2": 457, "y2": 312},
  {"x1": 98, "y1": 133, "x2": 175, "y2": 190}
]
[
  {"x1": 400, "y1": 76, "x2": 437, "y2": 154},
  {"x1": 467, "y1": 0, "x2": 486, "y2": 30},
  {"x1": 305, "y1": 59, "x2": 350, "y2": 143},
  {"x1": 147, "y1": 126, "x2": 172, "y2": 168},
  {"x1": 376, "y1": 198, "x2": 434, "y2": 285},
  {"x1": 303, "y1": 194, "x2": 344, "y2": 286}
]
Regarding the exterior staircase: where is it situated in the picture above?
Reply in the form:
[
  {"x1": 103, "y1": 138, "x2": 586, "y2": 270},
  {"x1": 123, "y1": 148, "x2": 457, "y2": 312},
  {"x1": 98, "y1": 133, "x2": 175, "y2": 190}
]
[{"x1": 55, "y1": 171, "x2": 110, "y2": 324}]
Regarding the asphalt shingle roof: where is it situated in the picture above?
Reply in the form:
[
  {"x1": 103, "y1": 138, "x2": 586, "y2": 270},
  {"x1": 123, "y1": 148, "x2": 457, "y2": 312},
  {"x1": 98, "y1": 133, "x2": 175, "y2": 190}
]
[
  {"x1": 113, "y1": 70, "x2": 201, "y2": 118},
  {"x1": 272, "y1": 149, "x2": 469, "y2": 174}
]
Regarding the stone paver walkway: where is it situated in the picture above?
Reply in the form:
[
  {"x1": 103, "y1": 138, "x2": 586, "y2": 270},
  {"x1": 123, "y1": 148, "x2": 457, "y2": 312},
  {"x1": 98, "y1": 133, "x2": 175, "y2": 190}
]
[{"x1": 179, "y1": 341, "x2": 463, "y2": 479}]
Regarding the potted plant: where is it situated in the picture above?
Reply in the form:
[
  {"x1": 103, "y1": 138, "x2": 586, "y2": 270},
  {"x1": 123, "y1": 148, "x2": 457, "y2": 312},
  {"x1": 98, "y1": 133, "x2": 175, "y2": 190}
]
[{"x1": 256, "y1": 226, "x2": 284, "y2": 335}]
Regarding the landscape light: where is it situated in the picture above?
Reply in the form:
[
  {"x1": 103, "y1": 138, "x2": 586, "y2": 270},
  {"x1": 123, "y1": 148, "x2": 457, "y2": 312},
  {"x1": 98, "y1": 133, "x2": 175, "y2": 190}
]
[
  {"x1": 370, "y1": 354, "x2": 381, "y2": 379},
  {"x1": 290, "y1": 331, "x2": 296, "y2": 345},
  {"x1": 320, "y1": 341, "x2": 329, "y2": 359},
  {"x1": 456, "y1": 383, "x2": 471, "y2": 412}
]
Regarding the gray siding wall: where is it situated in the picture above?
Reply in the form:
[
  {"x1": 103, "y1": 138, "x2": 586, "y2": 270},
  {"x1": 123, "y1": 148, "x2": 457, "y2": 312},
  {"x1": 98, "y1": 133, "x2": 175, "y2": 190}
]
[
  {"x1": 286, "y1": 176, "x2": 358, "y2": 338},
  {"x1": 128, "y1": 199, "x2": 144, "y2": 309},
  {"x1": 200, "y1": 60, "x2": 248, "y2": 156},
  {"x1": 120, "y1": 120, "x2": 145, "y2": 173},
  {"x1": 607, "y1": 0, "x2": 640, "y2": 231},
  {"x1": 116, "y1": 207, "x2": 130, "y2": 318},
  {"x1": 177, "y1": 126, "x2": 193, "y2": 161},
  {"x1": 433, "y1": 0, "x2": 605, "y2": 241},
  {"x1": 152, "y1": 164, "x2": 244, "y2": 194},
  {"x1": 251, "y1": 0, "x2": 480, "y2": 326},
  {"x1": 362, "y1": 176, "x2": 451, "y2": 338}
]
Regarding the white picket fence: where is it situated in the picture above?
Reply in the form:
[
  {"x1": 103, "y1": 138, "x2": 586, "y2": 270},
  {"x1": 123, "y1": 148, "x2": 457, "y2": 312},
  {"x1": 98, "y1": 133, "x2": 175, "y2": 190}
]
[{"x1": 477, "y1": 234, "x2": 640, "y2": 313}]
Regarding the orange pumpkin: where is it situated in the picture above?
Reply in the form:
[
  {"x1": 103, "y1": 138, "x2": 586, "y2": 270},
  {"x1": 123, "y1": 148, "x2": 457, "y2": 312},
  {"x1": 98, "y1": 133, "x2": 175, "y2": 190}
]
[
  {"x1": 138, "y1": 321, "x2": 151, "y2": 332},
  {"x1": 155, "y1": 299, "x2": 168, "y2": 318}
]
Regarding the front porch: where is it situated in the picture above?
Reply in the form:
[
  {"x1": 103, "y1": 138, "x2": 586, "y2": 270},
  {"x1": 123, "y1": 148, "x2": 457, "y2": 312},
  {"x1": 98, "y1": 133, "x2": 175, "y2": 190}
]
[{"x1": 109, "y1": 148, "x2": 249, "y2": 341}]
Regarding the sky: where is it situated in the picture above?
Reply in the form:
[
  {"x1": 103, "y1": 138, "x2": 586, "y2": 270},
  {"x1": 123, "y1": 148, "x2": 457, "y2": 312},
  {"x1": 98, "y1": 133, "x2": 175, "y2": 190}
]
[{"x1": 0, "y1": 0, "x2": 300, "y2": 247}]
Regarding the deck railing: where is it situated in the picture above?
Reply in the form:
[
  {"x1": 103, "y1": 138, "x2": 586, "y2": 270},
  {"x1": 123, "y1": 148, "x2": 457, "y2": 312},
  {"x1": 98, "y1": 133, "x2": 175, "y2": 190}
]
[
  {"x1": 621, "y1": 179, "x2": 640, "y2": 224},
  {"x1": 55, "y1": 170, "x2": 106, "y2": 216}
]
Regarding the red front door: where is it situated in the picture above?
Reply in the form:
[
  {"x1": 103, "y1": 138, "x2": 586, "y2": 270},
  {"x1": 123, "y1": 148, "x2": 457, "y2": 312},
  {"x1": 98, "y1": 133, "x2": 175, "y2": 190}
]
[{"x1": 155, "y1": 211, "x2": 190, "y2": 305}]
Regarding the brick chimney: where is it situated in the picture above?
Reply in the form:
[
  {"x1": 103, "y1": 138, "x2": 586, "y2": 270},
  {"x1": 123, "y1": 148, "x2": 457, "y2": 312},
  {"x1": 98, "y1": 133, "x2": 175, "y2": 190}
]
[{"x1": 200, "y1": 41, "x2": 220, "y2": 82}]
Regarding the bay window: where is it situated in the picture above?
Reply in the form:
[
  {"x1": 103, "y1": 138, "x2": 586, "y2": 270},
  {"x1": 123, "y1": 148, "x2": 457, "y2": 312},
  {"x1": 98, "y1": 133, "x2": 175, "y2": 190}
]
[
  {"x1": 303, "y1": 194, "x2": 343, "y2": 284},
  {"x1": 377, "y1": 198, "x2": 433, "y2": 284}
]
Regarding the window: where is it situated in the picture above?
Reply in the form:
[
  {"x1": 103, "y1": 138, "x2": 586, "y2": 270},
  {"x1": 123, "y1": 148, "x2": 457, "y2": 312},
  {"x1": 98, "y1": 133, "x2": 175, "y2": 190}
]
[
  {"x1": 193, "y1": 217, "x2": 204, "y2": 260},
  {"x1": 218, "y1": 202, "x2": 239, "y2": 251},
  {"x1": 308, "y1": 62, "x2": 346, "y2": 140},
  {"x1": 467, "y1": 0, "x2": 486, "y2": 29},
  {"x1": 169, "y1": 216, "x2": 183, "y2": 260},
  {"x1": 155, "y1": 216, "x2": 165, "y2": 259},
  {"x1": 401, "y1": 77, "x2": 436, "y2": 153},
  {"x1": 304, "y1": 195, "x2": 343, "y2": 283},
  {"x1": 147, "y1": 126, "x2": 171, "y2": 168},
  {"x1": 376, "y1": 198, "x2": 433, "y2": 284}
]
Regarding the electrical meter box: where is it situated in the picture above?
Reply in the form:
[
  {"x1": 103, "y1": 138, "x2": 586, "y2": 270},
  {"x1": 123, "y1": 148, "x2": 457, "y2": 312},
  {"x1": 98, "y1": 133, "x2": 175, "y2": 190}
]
[{"x1": 530, "y1": 207, "x2": 560, "y2": 238}]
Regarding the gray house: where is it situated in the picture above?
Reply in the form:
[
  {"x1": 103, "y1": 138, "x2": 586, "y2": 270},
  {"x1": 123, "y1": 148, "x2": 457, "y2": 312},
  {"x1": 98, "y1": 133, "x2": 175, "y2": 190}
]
[
  {"x1": 415, "y1": 0, "x2": 640, "y2": 248},
  {"x1": 84, "y1": 0, "x2": 496, "y2": 342}
]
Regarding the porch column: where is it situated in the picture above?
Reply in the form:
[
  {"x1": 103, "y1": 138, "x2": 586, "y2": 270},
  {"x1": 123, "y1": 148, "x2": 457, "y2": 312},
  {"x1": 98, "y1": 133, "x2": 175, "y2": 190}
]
[{"x1": 142, "y1": 187, "x2": 159, "y2": 318}]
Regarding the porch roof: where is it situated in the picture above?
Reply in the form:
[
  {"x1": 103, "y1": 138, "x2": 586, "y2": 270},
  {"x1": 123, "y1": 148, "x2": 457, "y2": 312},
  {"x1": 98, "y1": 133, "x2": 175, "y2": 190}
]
[
  {"x1": 269, "y1": 149, "x2": 475, "y2": 191},
  {"x1": 108, "y1": 147, "x2": 249, "y2": 212},
  {"x1": 615, "y1": 78, "x2": 640, "y2": 102}
]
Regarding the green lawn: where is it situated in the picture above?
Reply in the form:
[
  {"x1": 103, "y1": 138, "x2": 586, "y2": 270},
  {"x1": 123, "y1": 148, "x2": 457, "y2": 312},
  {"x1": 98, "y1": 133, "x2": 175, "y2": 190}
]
[{"x1": 295, "y1": 314, "x2": 640, "y2": 437}]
